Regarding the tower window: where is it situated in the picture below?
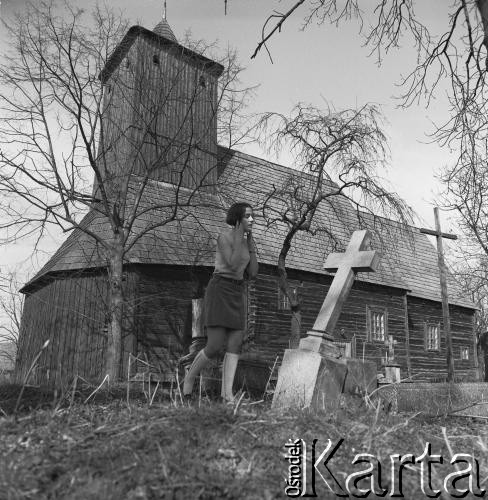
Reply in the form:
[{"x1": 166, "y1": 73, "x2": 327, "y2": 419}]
[
  {"x1": 199, "y1": 75, "x2": 206, "y2": 88},
  {"x1": 153, "y1": 54, "x2": 160, "y2": 65}
]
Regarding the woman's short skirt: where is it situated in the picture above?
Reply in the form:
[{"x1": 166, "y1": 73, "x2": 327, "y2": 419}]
[{"x1": 204, "y1": 275, "x2": 246, "y2": 330}]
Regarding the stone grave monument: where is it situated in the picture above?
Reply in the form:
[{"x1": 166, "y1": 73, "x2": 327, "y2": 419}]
[{"x1": 272, "y1": 230, "x2": 380, "y2": 410}]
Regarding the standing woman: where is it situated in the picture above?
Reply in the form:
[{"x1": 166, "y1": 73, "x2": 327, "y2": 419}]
[{"x1": 183, "y1": 202, "x2": 258, "y2": 402}]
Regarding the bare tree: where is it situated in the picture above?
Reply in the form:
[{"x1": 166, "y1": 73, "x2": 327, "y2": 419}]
[
  {"x1": 250, "y1": 1, "x2": 488, "y2": 72},
  {"x1": 257, "y1": 103, "x2": 413, "y2": 345},
  {"x1": 0, "y1": 1, "x2": 254, "y2": 382},
  {"x1": 244, "y1": 1, "x2": 488, "y2": 328},
  {"x1": 450, "y1": 253, "x2": 488, "y2": 378}
]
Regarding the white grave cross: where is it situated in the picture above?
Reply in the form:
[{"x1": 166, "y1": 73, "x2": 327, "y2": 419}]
[{"x1": 300, "y1": 230, "x2": 380, "y2": 351}]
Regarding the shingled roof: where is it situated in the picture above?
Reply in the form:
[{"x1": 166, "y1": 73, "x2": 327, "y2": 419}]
[{"x1": 22, "y1": 147, "x2": 475, "y2": 310}]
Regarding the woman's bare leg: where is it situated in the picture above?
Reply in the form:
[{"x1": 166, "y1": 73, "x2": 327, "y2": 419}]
[
  {"x1": 221, "y1": 329, "x2": 244, "y2": 401},
  {"x1": 183, "y1": 327, "x2": 226, "y2": 395},
  {"x1": 226, "y1": 329, "x2": 244, "y2": 354},
  {"x1": 204, "y1": 327, "x2": 228, "y2": 358}
]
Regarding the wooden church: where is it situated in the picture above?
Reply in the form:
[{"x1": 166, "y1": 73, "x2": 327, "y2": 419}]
[{"x1": 15, "y1": 16, "x2": 479, "y2": 388}]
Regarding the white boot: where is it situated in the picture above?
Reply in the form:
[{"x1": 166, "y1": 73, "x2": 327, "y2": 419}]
[
  {"x1": 221, "y1": 352, "x2": 239, "y2": 402},
  {"x1": 183, "y1": 349, "x2": 211, "y2": 395}
]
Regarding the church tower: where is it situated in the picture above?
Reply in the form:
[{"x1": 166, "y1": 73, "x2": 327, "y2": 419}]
[{"x1": 98, "y1": 13, "x2": 224, "y2": 191}]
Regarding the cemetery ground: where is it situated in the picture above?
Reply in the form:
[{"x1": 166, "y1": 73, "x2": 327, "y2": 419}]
[{"x1": 1, "y1": 383, "x2": 488, "y2": 499}]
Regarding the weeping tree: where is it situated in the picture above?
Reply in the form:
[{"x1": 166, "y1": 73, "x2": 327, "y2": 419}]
[
  {"x1": 0, "y1": 1, "x2": 255, "y2": 382},
  {"x1": 258, "y1": 103, "x2": 413, "y2": 346}
]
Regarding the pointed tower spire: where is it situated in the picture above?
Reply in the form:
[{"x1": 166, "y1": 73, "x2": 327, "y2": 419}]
[{"x1": 153, "y1": 1, "x2": 177, "y2": 43}]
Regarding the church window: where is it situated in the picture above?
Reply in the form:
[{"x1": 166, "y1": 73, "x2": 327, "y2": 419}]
[
  {"x1": 460, "y1": 346, "x2": 469, "y2": 360},
  {"x1": 367, "y1": 306, "x2": 387, "y2": 342},
  {"x1": 153, "y1": 54, "x2": 160, "y2": 65},
  {"x1": 199, "y1": 75, "x2": 206, "y2": 88},
  {"x1": 278, "y1": 285, "x2": 296, "y2": 311},
  {"x1": 425, "y1": 323, "x2": 440, "y2": 351}
]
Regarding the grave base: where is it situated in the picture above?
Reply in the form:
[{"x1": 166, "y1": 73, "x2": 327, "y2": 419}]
[
  {"x1": 272, "y1": 349, "x2": 347, "y2": 410},
  {"x1": 384, "y1": 363, "x2": 401, "y2": 384}
]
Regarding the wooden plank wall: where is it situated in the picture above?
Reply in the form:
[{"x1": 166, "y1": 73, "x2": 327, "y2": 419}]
[
  {"x1": 130, "y1": 36, "x2": 218, "y2": 189},
  {"x1": 133, "y1": 265, "x2": 207, "y2": 375},
  {"x1": 94, "y1": 42, "x2": 138, "y2": 199},
  {"x1": 19, "y1": 265, "x2": 475, "y2": 386},
  {"x1": 248, "y1": 268, "x2": 406, "y2": 371},
  {"x1": 247, "y1": 267, "x2": 476, "y2": 381},
  {"x1": 17, "y1": 274, "x2": 108, "y2": 386},
  {"x1": 16, "y1": 271, "x2": 138, "y2": 387},
  {"x1": 407, "y1": 296, "x2": 476, "y2": 381}
]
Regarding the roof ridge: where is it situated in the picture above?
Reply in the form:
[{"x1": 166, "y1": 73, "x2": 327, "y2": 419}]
[{"x1": 217, "y1": 145, "x2": 338, "y2": 189}]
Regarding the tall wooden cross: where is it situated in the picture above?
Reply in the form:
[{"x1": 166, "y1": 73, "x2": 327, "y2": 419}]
[
  {"x1": 420, "y1": 207, "x2": 457, "y2": 382},
  {"x1": 300, "y1": 230, "x2": 380, "y2": 352}
]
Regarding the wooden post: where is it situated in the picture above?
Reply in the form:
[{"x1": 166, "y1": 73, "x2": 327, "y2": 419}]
[
  {"x1": 420, "y1": 207, "x2": 457, "y2": 382},
  {"x1": 189, "y1": 298, "x2": 206, "y2": 355},
  {"x1": 472, "y1": 314, "x2": 479, "y2": 380},
  {"x1": 403, "y1": 295, "x2": 412, "y2": 378},
  {"x1": 192, "y1": 298, "x2": 204, "y2": 339}
]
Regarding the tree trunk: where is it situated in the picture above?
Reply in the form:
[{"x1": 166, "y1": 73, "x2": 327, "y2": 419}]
[
  {"x1": 105, "y1": 232, "x2": 124, "y2": 382},
  {"x1": 290, "y1": 309, "x2": 301, "y2": 348},
  {"x1": 277, "y1": 234, "x2": 303, "y2": 349}
]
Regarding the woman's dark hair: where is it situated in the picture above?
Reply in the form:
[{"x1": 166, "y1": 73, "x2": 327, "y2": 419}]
[{"x1": 226, "y1": 202, "x2": 252, "y2": 226}]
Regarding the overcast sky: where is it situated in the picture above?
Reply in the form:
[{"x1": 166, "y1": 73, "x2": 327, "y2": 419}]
[{"x1": 0, "y1": 0, "x2": 459, "y2": 286}]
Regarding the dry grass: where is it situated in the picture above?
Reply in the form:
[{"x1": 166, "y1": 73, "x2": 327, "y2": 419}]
[{"x1": 1, "y1": 383, "x2": 488, "y2": 499}]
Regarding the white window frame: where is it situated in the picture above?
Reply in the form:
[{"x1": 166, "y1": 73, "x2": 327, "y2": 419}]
[
  {"x1": 424, "y1": 322, "x2": 441, "y2": 352},
  {"x1": 367, "y1": 306, "x2": 388, "y2": 343},
  {"x1": 460, "y1": 346, "x2": 469, "y2": 360},
  {"x1": 277, "y1": 285, "x2": 297, "y2": 311}
]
